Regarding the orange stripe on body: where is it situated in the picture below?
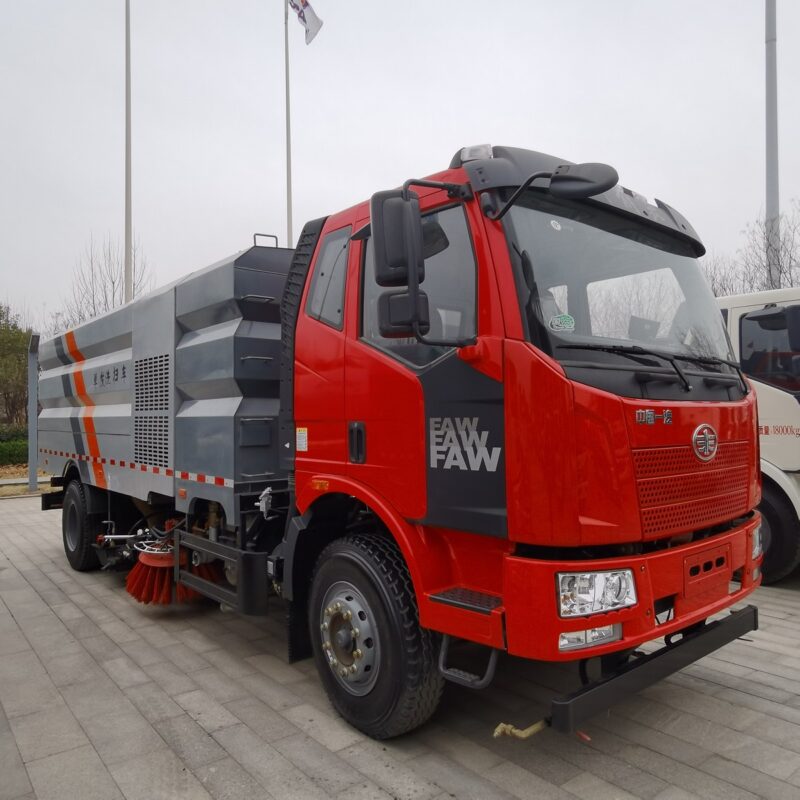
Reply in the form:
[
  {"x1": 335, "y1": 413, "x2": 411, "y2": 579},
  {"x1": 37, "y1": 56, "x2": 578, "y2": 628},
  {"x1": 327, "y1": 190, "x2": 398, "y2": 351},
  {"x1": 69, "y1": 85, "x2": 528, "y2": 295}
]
[
  {"x1": 72, "y1": 363, "x2": 107, "y2": 489},
  {"x1": 64, "y1": 330, "x2": 85, "y2": 362}
]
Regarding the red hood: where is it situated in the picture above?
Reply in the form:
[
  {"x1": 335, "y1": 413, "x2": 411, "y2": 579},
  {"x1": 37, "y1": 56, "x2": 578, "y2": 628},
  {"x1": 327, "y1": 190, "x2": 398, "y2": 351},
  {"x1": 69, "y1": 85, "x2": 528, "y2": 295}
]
[{"x1": 503, "y1": 340, "x2": 759, "y2": 547}]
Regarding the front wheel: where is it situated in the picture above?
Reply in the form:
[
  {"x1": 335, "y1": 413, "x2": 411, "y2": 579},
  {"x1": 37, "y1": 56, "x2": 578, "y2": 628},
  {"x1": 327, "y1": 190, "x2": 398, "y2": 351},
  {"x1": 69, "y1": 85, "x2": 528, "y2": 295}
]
[
  {"x1": 309, "y1": 534, "x2": 443, "y2": 739},
  {"x1": 62, "y1": 481, "x2": 100, "y2": 572},
  {"x1": 759, "y1": 483, "x2": 800, "y2": 584}
]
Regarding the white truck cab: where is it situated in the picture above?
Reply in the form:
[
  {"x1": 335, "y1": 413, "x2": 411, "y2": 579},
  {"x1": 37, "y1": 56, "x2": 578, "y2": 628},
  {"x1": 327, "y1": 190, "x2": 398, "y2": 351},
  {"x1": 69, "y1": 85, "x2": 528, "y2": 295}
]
[{"x1": 718, "y1": 288, "x2": 800, "y2": 582}]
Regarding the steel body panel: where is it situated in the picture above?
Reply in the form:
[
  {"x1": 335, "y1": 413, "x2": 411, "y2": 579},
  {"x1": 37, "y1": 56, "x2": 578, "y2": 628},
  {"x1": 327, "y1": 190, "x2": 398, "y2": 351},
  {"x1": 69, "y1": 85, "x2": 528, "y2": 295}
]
[{"x1": 38, "y1": 245, "x2": 293, "y2": 517}]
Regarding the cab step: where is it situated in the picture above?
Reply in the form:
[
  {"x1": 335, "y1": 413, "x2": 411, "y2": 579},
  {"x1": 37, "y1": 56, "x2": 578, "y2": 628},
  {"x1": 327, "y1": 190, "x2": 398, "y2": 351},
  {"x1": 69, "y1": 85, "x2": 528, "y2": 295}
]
[
  {"x1": 429, "y1": 587, "x2": 502, "y2": 615},
  {"x1": 438, "y1": 634, "x2": 498, "y2": 689}
]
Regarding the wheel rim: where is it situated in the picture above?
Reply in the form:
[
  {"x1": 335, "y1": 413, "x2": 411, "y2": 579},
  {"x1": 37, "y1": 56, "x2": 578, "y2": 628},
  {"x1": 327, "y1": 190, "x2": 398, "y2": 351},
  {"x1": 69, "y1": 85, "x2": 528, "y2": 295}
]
[
  {"x1": 318, "y1": 580, "x2": 380, "y2": 696},
  {"x1": 65, "y1": 502, "x2": 80, "y2": 552}
]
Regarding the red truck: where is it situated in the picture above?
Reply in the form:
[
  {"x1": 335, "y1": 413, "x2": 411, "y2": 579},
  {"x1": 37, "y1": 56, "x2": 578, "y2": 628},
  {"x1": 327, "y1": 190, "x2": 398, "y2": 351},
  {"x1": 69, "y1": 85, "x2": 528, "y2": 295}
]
[{"x1": 39, "y1": 145, "x2": 762, "y2": 739}]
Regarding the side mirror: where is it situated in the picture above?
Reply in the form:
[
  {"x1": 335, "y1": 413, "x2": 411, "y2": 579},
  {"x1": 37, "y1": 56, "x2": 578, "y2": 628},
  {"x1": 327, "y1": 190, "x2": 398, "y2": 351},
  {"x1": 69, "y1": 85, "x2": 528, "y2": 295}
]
[
  {"x1": 787, "y1": 305, "x2": 800, "y2": 352},
  {"x1": 370, "y1": 189, "x2": 425, "y2": 287},
  {"x1": 377, "y1": 290, "x2": 430, "y2": 338},
  {"x1": 743, "y1": 304, "x2": 800, "y2": 351},
  {"x1": 744, "y1": 305, "x2": 787, "y2": 332},
  {"x1": 549, "y1": 162, "x2": 619, "y2": 199}
]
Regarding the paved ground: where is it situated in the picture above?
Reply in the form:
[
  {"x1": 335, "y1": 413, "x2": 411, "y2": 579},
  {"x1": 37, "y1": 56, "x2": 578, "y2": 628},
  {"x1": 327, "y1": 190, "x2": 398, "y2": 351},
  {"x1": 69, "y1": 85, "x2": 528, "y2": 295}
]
[{"x1": 2, "y1": 496, "x2": 800, "y2": 800}]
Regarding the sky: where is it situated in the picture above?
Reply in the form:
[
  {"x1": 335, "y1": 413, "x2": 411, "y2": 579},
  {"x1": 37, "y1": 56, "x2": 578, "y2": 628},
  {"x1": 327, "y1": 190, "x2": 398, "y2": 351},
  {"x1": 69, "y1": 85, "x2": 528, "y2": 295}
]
[{"x1": 1, "y1": 0, "x2": 799, "y2": 325}]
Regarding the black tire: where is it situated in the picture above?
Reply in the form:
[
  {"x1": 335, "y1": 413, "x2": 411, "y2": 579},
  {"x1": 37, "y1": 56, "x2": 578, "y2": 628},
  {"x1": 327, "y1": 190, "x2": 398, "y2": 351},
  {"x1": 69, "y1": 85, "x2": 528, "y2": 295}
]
[
  {"x1": 309, "y1": 534, "x2": 444, "y2": 739},
  {"x1": 759, "y1": 482, "x2": 800, "y2": 584},
  {"x1": 62, "y1": 481, "x2": 101, "y2": 572}
]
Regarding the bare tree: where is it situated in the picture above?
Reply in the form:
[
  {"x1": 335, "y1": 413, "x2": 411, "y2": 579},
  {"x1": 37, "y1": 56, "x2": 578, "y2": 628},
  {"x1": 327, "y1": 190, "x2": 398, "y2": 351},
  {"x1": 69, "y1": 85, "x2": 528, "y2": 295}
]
[
  {"x1": 738, "y1": 199, "x2": 800, "y2": 291},
  {"x1": 49, "y1": 236, "x2": 153, "y2": 334},
  {"x1": 701, "y1": 201, "x2": 800, "y2": 297}
]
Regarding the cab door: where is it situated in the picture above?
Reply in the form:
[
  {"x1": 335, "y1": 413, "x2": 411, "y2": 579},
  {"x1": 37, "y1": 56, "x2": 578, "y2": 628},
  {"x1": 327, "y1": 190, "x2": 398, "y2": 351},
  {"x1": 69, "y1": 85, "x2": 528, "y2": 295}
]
[
  {"x1": 294, "y1": 223, "x2": 352, "y2": 481},
  {"x1": 343, "y1": 192, "x2": 507, "y2": 535}
]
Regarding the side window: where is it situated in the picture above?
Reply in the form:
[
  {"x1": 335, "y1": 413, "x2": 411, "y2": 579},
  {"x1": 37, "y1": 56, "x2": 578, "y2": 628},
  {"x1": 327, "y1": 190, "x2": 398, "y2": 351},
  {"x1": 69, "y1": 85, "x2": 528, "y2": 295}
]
[
  {"x1": 361, "y1": 206, "x2": 477, "y2": 367},
  {"x1": 740, "y1": 307, "x2": 800, "y2": 393},
  {"x1": 305, "y1": 226, "x2": 351, "y2": 329}
]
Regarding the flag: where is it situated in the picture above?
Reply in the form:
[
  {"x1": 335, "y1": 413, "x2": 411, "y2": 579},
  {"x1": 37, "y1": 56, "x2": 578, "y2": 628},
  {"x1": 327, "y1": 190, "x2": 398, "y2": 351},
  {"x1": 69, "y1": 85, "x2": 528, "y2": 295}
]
[{"x1": 288, "y1": 0, "x2": 323, "y2": 45}]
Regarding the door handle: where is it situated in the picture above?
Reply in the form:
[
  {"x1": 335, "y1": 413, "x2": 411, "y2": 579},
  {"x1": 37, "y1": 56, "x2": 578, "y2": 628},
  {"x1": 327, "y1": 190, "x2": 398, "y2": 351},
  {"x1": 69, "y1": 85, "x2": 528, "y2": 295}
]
[{"x1": 348, "y1": 421, "x2": 366, "y2": 464}]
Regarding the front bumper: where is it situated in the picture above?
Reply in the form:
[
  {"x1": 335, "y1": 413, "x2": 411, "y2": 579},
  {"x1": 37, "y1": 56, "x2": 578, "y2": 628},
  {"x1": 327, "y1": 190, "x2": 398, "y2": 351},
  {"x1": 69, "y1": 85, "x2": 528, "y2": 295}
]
[
  {"x1": 549, "y1": 604, "x2": 758, "y2": 733},
  {"x1": 503, "y1": 514, "x2": 761, "y2": 661}
]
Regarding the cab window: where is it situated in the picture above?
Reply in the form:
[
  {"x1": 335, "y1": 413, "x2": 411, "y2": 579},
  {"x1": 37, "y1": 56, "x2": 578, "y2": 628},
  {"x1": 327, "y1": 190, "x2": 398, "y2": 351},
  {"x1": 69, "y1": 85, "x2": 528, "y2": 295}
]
[
  {"x1": 361, "y1": 205, "x2": 476, "y2": 367},
  {"x1": 305, "y1": 226, "x2": 351, "y2": 329},
  {"x1": 740, "y1": 306, "x2": 800, "y2": 393}
]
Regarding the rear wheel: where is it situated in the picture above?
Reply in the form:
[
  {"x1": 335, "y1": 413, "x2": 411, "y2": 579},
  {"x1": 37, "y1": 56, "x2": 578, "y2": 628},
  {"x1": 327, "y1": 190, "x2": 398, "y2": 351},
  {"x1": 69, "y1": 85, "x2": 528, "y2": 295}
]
[
  {"x1": 759, "y1": 483, "x2": 800, "y2": 584},
  {"x1": 309, "y1": 534, "x2": 444, "y2": 739},
  {"x1": 62, "y1": 481, "x2": 100, "y2": 572}
]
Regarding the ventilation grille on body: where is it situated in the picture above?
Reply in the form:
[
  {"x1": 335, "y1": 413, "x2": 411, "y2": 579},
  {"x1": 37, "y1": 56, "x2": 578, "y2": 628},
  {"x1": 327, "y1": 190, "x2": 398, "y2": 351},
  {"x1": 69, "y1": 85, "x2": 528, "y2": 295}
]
[
  {"x1": 134, "y1": 354, "x2": 170, "y2": 467},
  {"x1": 134, "y1": 417, "x2": 169, "y2": 467},
  {"x1": 134, "y1": 355, "x2": 170, "y2": 411}
]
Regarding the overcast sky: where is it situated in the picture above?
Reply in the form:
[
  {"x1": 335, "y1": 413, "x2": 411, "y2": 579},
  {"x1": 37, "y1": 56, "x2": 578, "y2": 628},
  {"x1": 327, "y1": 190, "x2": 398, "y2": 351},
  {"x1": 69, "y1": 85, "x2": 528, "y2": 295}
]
[{"x1": 2, "y1": 1, "x2": 798, "y2": 324}]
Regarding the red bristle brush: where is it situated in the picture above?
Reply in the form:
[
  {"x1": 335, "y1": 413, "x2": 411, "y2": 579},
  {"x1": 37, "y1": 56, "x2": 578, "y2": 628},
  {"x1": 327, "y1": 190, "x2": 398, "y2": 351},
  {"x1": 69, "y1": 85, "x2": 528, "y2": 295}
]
[{"x1": 126, "y1": 547, "x2": 224, "y2": 605}]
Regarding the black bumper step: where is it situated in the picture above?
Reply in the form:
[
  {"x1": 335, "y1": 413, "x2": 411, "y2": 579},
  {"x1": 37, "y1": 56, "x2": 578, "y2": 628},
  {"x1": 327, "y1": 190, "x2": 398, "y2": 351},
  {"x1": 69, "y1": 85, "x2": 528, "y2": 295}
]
[{"x1": 550, "y1": 604, "x2": 758, "y2": 733}]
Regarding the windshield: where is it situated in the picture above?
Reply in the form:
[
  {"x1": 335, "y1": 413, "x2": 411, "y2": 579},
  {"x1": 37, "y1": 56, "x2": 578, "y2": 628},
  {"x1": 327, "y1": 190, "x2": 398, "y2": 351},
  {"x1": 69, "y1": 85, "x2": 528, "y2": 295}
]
[{"x1": 504, "y1": 193, "x2": 734, "y2": 366}]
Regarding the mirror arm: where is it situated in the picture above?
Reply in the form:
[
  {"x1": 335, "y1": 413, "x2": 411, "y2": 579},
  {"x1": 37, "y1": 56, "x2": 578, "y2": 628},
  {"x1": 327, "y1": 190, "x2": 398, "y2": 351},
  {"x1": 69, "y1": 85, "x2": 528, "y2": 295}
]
[
  {"x1": 411, "y1": 321, "x2": 477, "y2": 349},
  {"x1": 402, "y1": 178, "x2": 473, "y2": 201},
  {"x1": 486, "y1": 171, "x2": 553, "y2": 221}
]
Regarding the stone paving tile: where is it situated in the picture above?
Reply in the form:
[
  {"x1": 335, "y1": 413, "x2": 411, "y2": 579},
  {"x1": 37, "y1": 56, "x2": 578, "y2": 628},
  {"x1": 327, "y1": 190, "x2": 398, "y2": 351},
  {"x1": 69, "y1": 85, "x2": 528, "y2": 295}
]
[
  {"x1": 224, "y1": 695, "x2": 300, "y2": 742},
  {"x1": 272, "y1": 731, "x2": 364, "y2": 795},
  {"x1": 81, "y1": 706, "x2": 165, "y2": 765},
  {"x1": 282, "y1": 702, "x2": 365, "y2": 752},
  {"x1": 124, "y1": 681, "x2": 185, "y2": 724},
  {"x1": 212, "y1": 723, "x2": 329, "y2": 800},
  {"x1": 26, "y1": 744, "x2": 123, "y2": 800},
  {"x1": 142, "y1": 659, "x2": 200, "y2": 696},
  {"x1": 407, "y1": 750, "x2": 517, "y2": 800},
  {"x1": 154, "y1": 713, "x2": 228, "y2": 769},
  {"x1": 174, "y1": 688, "x2": 240, "y2": 733},
  {"x1": 0, "y1": 730, "x2": 34, "y2": 800},
  {"x1": 194, "y1": 756, "x2": 276, "y2": 800},
  {"x1": 108, "y1": 747, "x2": 213, "y2": 800},
  {"x1": 338, "y1": 740, "x2": 441, "y2": 800},
  {"x1": 3, "y1": 497, "x2": 800, "y2": 800},
  {"x1": 561, "y1": 771, "x2": 640, "y2": 800},
  {"x1": 8, "y1": 705, "x2": 88, "y2": 763}
]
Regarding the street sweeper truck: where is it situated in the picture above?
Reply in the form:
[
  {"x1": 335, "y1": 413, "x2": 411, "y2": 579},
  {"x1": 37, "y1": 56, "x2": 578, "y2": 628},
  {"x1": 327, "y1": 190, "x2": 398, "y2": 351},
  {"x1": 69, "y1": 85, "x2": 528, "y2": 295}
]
[{"x1": 37, "y1": 145, "x2": 763, "y2": 739}]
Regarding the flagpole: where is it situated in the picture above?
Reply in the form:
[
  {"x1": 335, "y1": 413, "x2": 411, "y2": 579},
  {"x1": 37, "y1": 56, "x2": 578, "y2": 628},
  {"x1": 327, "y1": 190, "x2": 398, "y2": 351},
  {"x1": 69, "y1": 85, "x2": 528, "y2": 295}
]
[
  {"x1": 124, "y1": 0, "x2": 132, "y2": 302},
  {"x1": 284, "y1": 0, "x2": 293, "y2": 248}
]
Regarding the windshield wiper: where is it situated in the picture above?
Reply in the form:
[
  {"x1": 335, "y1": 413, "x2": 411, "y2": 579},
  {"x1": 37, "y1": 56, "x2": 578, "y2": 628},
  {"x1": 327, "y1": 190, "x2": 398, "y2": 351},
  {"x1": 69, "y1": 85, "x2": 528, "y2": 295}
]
[
  {"x1": 671, "y1": 353, "x2": 748, "y2": 393},
  {"x1": 557, "y1": 343, "x2": 694, "y2": 391}
]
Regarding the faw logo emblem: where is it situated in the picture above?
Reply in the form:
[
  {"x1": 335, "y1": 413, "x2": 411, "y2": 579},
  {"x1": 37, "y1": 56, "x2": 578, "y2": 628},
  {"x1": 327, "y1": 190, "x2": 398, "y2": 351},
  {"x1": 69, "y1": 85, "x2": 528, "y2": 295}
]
[
  {"x1": 429, "y1": 417, "x2": 502, "y2": 472},
  {"x1": 692, "y1": 423, "x2": 718, "y2": 462}
]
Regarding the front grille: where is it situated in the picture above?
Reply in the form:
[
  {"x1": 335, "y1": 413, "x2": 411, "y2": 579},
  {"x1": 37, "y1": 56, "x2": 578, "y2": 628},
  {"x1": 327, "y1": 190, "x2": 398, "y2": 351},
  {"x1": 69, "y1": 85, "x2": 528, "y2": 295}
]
[{"x1": 633, "y1": 441, "x2": 751, "y2": 538}]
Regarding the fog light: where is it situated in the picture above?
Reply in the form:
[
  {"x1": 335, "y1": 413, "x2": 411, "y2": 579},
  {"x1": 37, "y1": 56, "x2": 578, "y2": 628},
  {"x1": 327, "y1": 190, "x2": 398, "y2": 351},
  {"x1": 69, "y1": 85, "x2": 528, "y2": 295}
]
[
  {"x1": 558, "y1": 570, "x2": 637, "y2": 617},
  {"x1": 752, "y1": 524, "x2": 763, "y2": 561},
  {"x1": 558, "y1": 624, "x2": 622, "y2": 651}
]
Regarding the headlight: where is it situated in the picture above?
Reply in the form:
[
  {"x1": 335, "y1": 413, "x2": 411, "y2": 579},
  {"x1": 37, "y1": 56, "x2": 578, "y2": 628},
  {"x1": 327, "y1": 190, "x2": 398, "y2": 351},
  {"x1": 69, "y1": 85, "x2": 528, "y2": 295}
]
[
  {"x1": 558, "y1": 570, "x2": 637, "y2": 617},
  {"x1": 752, "y1": 524, "x2": 763, "y2": 561}
]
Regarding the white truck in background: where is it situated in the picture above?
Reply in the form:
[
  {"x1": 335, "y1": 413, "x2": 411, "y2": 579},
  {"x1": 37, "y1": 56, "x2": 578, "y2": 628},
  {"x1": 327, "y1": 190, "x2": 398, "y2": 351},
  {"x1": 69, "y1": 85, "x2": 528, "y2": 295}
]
[{"x1": 718, "y1": 288, "x2": 800, "y2": 583}]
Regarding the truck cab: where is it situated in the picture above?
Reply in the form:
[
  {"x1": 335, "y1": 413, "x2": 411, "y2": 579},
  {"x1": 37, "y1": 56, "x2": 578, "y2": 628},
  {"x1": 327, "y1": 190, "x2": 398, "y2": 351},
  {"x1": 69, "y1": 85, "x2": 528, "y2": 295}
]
[
  {"x1": 718, "y1": 288, "x2": 800, "y2": 582},
  {"x1": 284, "y1": 146, "x2": 761, "y2": 734}
]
